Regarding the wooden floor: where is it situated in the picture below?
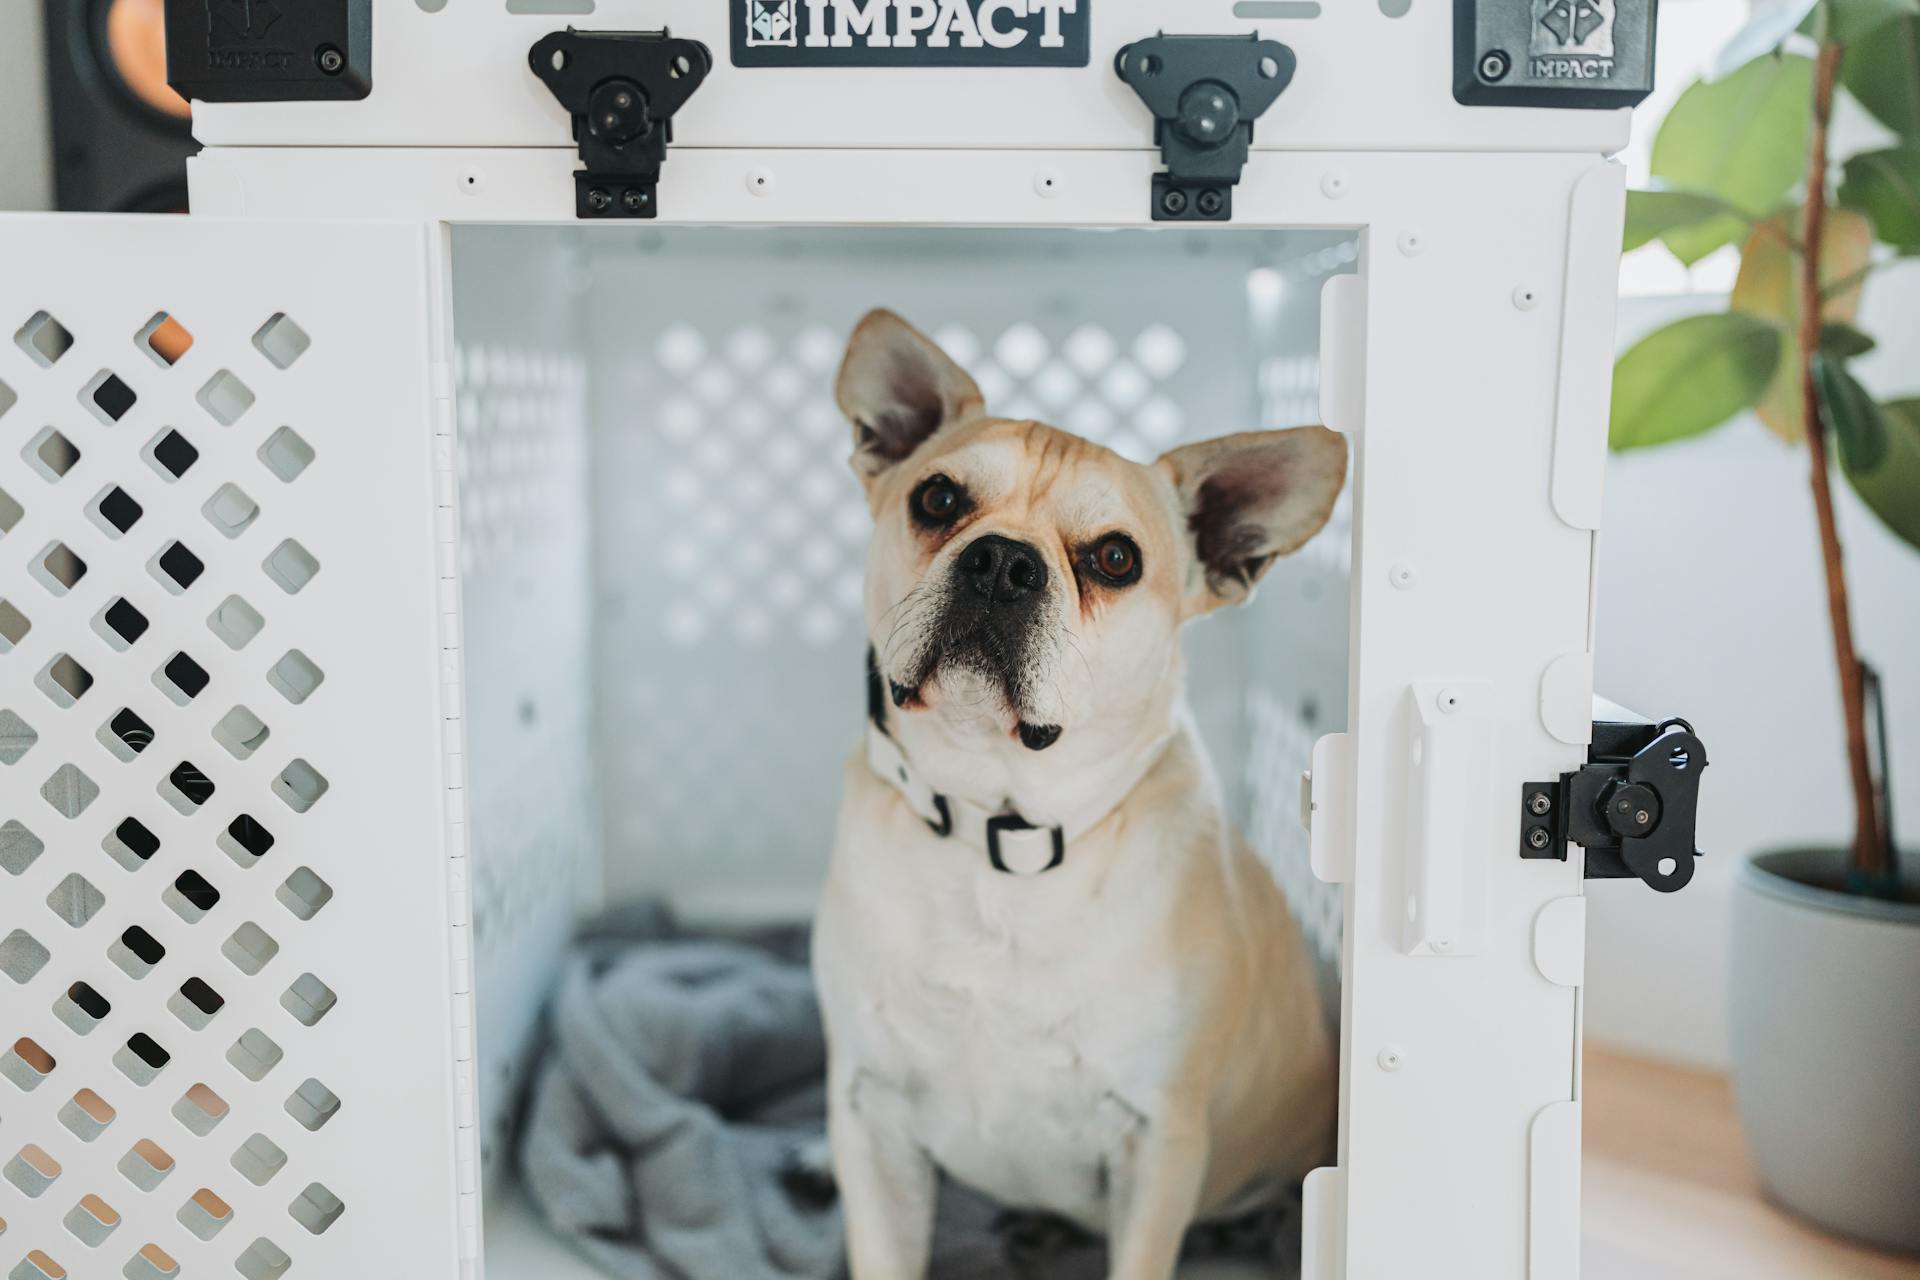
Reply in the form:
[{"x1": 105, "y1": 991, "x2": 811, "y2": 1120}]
[{"x1": 1584, "y1": 1046, "x2": 1920, "y2": 1280}]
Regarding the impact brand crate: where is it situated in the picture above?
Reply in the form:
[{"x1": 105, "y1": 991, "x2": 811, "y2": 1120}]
[{"x1": 0, "y1": 1, "x2": 1681, "y2": 1278}]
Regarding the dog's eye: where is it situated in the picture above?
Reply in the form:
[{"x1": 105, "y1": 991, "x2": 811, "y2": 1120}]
[
  {"x1": 913, "y1": 475, "x2": 965, "y2": 524},
  {"x1": 1090, "y1": 535, "x2": 1140, "y2": 584}
]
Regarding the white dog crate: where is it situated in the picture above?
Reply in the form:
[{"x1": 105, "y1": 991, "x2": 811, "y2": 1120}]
[{"x1": 0, "y1": 1, "x2": 1685, "y2": 1277}]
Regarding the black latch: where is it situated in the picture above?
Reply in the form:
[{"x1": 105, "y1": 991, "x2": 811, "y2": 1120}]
[
  {"x1": 1114, "y1": 33, "x2": 1295, "y2": 222},
  {"x1": 1521, "y1": 717, "x2": 1707, "y2": 892},
  {"x1": 529, "y1": 29, "x2": 712, "y2": 220}
]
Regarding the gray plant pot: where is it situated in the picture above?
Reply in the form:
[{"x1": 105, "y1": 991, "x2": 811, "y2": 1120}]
[{"x1": 1728, "y1": 848, "x2": 1920, "y2": 1255}]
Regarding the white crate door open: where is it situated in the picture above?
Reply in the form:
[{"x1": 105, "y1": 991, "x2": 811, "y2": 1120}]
[{"x1": 0, "y1": 216, "x2": 466, "y2": 1280}]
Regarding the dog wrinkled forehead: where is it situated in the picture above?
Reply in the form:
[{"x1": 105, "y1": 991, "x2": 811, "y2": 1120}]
[{"x1": 912, "y1": 423, "x2": 1175, "y2": 541}]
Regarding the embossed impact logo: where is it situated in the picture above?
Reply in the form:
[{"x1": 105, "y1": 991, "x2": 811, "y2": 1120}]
[
  {"x1": 209, "y1": 0, "x2": 282, "y2": 43},
  {"x1": 205, "y1": 0, "x2": 297, "y2": 70},
  {"x1": 1530, "y1": 0, "x2": 1615, "y2": 78}
]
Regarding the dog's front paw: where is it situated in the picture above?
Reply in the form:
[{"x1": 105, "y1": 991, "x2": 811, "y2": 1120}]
[{"x1": 778, "y1": 1136, "x2": 838, "y2": 1210}]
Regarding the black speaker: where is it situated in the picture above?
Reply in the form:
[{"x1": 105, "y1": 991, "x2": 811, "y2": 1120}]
[{"x1": 43, "y1": 0, "x2": 196, "y2": 212}]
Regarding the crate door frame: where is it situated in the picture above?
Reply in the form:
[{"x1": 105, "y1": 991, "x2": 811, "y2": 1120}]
[{"x1": 197, "y1": 141, "x2": 1622, "y2": 1279}]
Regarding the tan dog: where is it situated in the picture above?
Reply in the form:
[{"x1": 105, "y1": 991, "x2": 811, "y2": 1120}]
[{"x1": 813, "y1": 310, "x2": 1343, "y2": 1280}]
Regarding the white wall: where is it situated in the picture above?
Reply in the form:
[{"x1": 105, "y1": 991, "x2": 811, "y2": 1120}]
[
  {"x1": 1585, "y1": 276, "x2": 1920, "y2": 1067},
  {"x1": 0, "y1": 1, "x2": 53, "y2": 212}
]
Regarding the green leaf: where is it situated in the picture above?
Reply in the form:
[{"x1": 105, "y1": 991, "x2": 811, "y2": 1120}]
[
  {"x1": 1814, "y1": 354, "x2": 1889, "y2": 470},
  {"x1": 1726, "y1": 210, "x2": 1873, "y2": 442},
  {"x1": 1712, "y1": 0, "x2": 1819, "y2": 78},
  {"x1": 1841, "y1": 16, "x2": 1920, "y2": 139},
  {"x1": 1843, "y1": 398, "x2": 1920, "y2": 552},
  {"x1": 1651, "y1": 57, "x2": 1815, "y2": 264},
  {"x1": 1837, "y1": 145, "x2": 1920, "y2": 249},
  {"x1": 1830, "y1": 0, "x2": 1920, "y2": 41},
  {"x1": 1820, "y1": 321, "x2": 1878, "y2": 357},
  {"x1": 1610, "y1": 313, "x2": 1783, "y2": 450},
  {"x1": 1623, "y1": 188, "x2": 1749, "y2": 252}
]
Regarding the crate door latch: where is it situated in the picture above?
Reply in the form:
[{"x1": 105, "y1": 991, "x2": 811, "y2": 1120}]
[
  {"x1": 529, "y1": 28, "x2": 713, "y2": 220},
  {"x1": 1520, "y1": 715, "x2": 1709, "y2": 892},
  {"x1": 1114, "y1": 33, "x2": 1295, "y2": 223}
]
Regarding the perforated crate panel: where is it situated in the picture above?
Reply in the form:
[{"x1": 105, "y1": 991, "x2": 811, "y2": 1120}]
[
  {"x1": 570, "y1": 227, "x2": 1355, "y2": 946},
  {"x1": 0, "y1": 216, "x2": 466, "y2": 1279},
  {"x1": 444, "y1": 229, "x2": 599, "y2": 1187}
]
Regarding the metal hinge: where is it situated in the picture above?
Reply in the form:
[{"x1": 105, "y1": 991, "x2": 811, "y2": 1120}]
[
  {"x1": 529, "y1": 28, "x2": 712, "y2": 219},
  {"x1": 1520, "y1": 716, "x2": 1708, "y2": 892},
  {"x1": 1114, "y1": 33, "x2": 1295, "y2": 222}
]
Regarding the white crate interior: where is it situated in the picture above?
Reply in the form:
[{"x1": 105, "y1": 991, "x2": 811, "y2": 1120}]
[{"x1": 446, "y1": 225, "x2": 1359, "y2": 1254}]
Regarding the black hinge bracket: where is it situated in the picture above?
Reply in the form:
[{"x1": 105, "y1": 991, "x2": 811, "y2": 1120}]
[
  {"x1": 529, "y1": 28, "x2": 712, "y2": 220},
  {"x1": 1114, "y1": 33, "x2": 1296, "y2": 222},
  {"x1": 1520, "y1": 718, "x2": 1708, "y2": 893}
]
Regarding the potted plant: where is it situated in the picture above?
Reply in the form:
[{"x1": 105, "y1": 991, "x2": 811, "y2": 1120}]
[{"x1": 1610, "y1": 0, "x2": 1919, "y2": 1253}]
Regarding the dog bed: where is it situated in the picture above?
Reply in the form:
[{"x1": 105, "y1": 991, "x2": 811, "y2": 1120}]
[{"x1": 516, "y1": 907, "x2": 1301, "y2": 1279}]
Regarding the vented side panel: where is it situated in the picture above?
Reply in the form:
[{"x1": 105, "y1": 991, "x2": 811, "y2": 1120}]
[
  {"x1": 447, "y1": 227, "x2": 598, "y2": 1189},
  {"x1": 0, "y1": 215, "x2": 462, "y2": 1279}
]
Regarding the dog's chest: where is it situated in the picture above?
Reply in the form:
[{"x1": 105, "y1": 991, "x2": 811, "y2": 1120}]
[{"x1": 859, "y1": 877, "x2": 1173, "y2": 1225}]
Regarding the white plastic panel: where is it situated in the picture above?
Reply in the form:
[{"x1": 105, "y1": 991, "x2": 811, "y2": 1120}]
[
  {"x1": 446, "y1": 229, "x2": 600, "y2": 1187},
  {"x1": 190, "y1": 0, "x2": 1630, "y2": 156},
  {"x1": 0, "y1": 215, "x2": 463, "y2": 1278}
]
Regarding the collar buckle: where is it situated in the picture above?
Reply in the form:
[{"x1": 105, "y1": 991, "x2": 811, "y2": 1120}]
[{"x1": 985, "y1": 813, "x2": 1066, "y2": 876}]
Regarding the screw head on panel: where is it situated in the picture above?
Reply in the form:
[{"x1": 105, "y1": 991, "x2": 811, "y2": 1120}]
[
  {"x1": 1528, "y1": 791, "x2": 1553, "y2": 816},
  {"x1": 1196, "y1": 189, "x2": 1225, "y2": 217},
  {"x1": 1161, "y1": 188, "x2": 1189, "y2": 217},
  {"x1": 1479, "y1": 49, "x2": 1511, "y2": 82},
  {"x1": 747, "y1": 168, "x2": 775, "y2": 196},
  {"x1": 1397, "y1": 230, "x2": 1424, "y2": 257},
  {"x1": 1377, "y1": 1045, "x2": 1406, "y2": 1071},
  {"x1": 316, "y1": 45, "x2": 345, "y2": 75},
  {"x1": 1032, "y1": 171, "x2": 1060, "y2": 198},
  {"x1": 1389, "y1": 561, "x2": 1417, "y2": 589},
  {"x1": 586, "y1": 188, "x2": 613, "y2": 214},
  {"x1": 1512, "y1": 284, "x2": 1539, "y2": 310},
  {"x1": 1527, "y1": 826, "x2": 1552, "y2": 850},
  {"x1": 621, "y1": 188, "x2": 650, "y2": 214}
]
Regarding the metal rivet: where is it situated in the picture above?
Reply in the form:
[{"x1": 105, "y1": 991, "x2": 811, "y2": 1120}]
[
  {"x1": 1032, "y1": 171, "x2": 1061, "y2": 198},
  {"x1": 1320, "y1": 172, "x2": 1348, "y2": 199},
  {"x1": 1512, "y1": 284, "x2": 1539, "y2": 310},
  {"x1": 1389, "y1": 561, "x2": 1417, "y2": 590},
  {"x1": 1527, "y1": 826, "x2": 1552, "y2": 850},
  {"x1": 1528, "y1": 791, "x2": 1552, "y2": 816},
  {"x1": 745, "y1": 168, "x2": 774, "y2": 196},
  {"x1": 1397, "y1": 230, "x2": 1423, "y2": 257},
  {"x1": 1377, "y1": 1045, "x2": 1405, "y2": 1072}
]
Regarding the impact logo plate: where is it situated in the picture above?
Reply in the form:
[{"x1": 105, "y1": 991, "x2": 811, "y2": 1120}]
[
  {"x1": 1530, "y1": 0, "x2": 1616, "y2": 79},
  {"x1": 731, "y1": 0, "x2": 1089, "y2": 67}
]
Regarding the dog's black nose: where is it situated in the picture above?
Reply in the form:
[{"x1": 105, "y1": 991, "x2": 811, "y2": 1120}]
[{"x1": 956, "y1": 534, "x2": 1047, "y2": 604}]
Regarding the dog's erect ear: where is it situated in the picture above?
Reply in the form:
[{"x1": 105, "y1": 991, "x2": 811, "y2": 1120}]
[
  {"x1": 836, "y1": 309, "x2": 984, "y2": 482},
  {"x1": 1157, "y1": 426, "x2": 1348, "y2": 613}
]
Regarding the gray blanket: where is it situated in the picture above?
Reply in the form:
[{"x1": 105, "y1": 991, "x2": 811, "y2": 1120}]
[{"x1": 517, "y1": 911, "x2": 1298, "y2": 1279}]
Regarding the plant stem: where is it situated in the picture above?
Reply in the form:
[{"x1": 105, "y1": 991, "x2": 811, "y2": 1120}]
[{"x1": 1799, "y1": 38, "x2": 1890, "y2": 880}]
